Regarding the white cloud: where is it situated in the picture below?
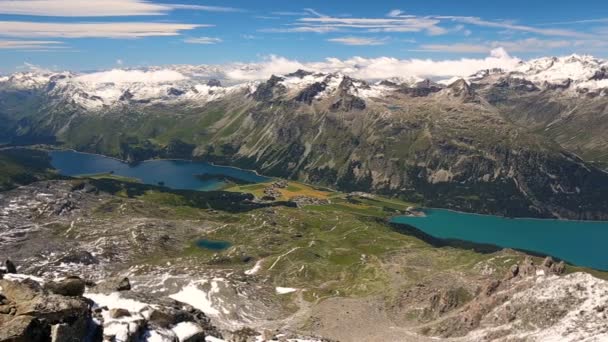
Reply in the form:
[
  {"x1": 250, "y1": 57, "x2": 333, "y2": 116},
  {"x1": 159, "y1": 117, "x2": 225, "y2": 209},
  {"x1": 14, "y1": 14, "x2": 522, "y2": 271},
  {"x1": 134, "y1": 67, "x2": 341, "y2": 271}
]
[
  {"x1": 259, "y1": 26, "x2": 339, "y2": 33},
  {"x1": 270, "y1": 11, "x2": 310, "y2": 16},
  {"x1": 116, "y1": 59, "x2": 124, "y2": 65},
  {"x1": 298, "y1": 16, "x2": 445, "y2": 35},
  {"x1": 0, "y1": 39, "x2": 65, "y2": 49},
  {"x1": 438, "y1": 16, "x2": 593, "y2": 39},
  {"x1": 183, "y1": 37, "x2": 222, "y2": 44},
  {"x1": 266, "y1": 8, "x2": 590, "y2": 41},
  {"x1": 0, "y1": 0, "x2": 241, "y2": 17},
  {"x1": 75, "y1": 69, "x2": 187, "y2": 85},
  {"x1": 165, "y1": 4, "x2": 243, "y2": 13},
  {"x1": 419, "y1": 38, "x2": 578, "y2": 53},
  {"x1": 223, "y1": 49, "x2": 521, "y2": 81},
  {"x1": 416, "y1": 43, "x2": 490, "y2": 53},
  {"x1": 328, "y1": 36, "x2": 387, "y2": 46},
  {"x1": 0, "y1": 21, "x2": 204, "y2": 39}
]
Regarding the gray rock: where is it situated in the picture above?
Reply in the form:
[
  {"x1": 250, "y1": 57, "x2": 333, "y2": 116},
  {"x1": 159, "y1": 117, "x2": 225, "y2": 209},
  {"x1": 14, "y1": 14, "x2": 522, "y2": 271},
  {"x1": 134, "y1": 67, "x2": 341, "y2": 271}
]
[
  {"x1": 550, "y1": 261, "x2": 566, "y2": 275},
  {"x1": 0, "y1": 315, "x2": 50, "y2": 342},
  {"x1": 44, "y1": 276, "x2": 86, "y2": 297},
  {"x1": 5, "y1": 259, "x2": 17, "y2": 274},
  {"x1": 542, "y1": 256, "x2": 554, "y2": 268},
  {"x1": 148, "y1": 309, "x2": 175, "y2": 328},
  {"x1": 520, "y1": 257, "x2": 536, "y2": 277},
  {"x1": 109, "y1": 308, "x2": 131, "y2": 319},
  {"x1": 50, "y1": 316, "x2": 89, "y2": 342},
  {"x1": 90, "y1": 277, "x2": 131, "y2": 293}
]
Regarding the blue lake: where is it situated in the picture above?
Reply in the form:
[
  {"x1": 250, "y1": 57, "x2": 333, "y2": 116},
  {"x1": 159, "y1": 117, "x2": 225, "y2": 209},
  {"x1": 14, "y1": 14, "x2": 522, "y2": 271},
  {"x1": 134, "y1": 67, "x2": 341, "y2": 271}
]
[
  {"x1": 196, "y1": 239, "x2": 232, "y2": 251},
  {"x1": 49, "y1": 150, "x2": 269, "y2": 191},
  {"x1": 392, "y1": 209, "x2": 608, "y2": 270}
]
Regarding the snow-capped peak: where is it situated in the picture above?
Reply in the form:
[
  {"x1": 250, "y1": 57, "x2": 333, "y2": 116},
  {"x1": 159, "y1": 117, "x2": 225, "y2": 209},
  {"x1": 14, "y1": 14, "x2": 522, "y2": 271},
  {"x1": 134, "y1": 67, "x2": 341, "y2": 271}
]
[
  {"x1": 510, "y1": 54, "x2": 608, "y2": 90},
  {"x1": 74, "y1": 69, "x2": 188, "y2": 85}
]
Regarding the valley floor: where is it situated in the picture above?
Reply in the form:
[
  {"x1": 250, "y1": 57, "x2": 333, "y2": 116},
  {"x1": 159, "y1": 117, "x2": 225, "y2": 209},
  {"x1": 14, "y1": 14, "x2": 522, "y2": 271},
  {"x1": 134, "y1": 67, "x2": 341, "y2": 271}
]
[{"x1": 1, "y1": 176, "x2": 608, "y2": 341}]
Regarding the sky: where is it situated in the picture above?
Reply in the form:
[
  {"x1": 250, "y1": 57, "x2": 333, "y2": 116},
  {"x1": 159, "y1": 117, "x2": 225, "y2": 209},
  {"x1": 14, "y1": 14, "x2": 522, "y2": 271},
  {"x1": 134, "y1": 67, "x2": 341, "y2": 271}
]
[{"x1": 1, "y1": 0, "x2": 608, "y2": 73}]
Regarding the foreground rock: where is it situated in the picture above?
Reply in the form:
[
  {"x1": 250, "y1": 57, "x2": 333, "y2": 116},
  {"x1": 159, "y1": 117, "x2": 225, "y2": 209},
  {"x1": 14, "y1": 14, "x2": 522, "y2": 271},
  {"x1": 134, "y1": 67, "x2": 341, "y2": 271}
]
[
  {"x1": 412, "y1": 257, "x2": 608, "y2": 341},
  {"x1": 0, "y1": 276, "x2": 92, "y2": 342},
  {"x1": 0, "y1": 273, "x2": 223, "y2": 342}
]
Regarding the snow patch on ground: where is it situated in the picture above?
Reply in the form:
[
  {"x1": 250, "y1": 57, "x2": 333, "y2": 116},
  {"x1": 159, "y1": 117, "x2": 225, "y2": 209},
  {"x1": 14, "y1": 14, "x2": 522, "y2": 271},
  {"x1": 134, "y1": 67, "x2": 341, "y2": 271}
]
[
  {"x1": 172, "y1": 321, "x2": 203, "y2": 341},
  {"x1": 244, "y1": 260, "x2": 263, "y2": 275},
  {"x1": 169, "y1": 279, "x2": 221, "y2": 316},
  {"x1": 86, "y1": 292, "x2": 152, "y2": 312},
  {"x1": 276, "y1": 287, "x2": 297, "y2": 295}
]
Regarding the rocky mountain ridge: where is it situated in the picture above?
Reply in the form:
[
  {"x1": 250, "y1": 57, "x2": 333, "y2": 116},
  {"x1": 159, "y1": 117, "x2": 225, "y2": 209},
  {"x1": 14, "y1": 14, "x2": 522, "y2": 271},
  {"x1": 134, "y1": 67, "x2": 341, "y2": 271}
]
[
  {"x1": 2, "y1": 54, "x2": 608, "y2": 108},
  {"x1": 1, "y1": 54, "x2": 608, "y2": 219}
]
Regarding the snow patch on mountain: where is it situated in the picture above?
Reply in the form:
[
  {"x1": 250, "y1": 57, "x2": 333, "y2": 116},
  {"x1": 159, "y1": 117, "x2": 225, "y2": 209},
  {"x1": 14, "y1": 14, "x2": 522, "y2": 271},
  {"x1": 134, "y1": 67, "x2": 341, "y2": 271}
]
[
  {"x1": 75, "y1": 69, "x2": 188, "y2": 85},
  {"x1": 4, "y1": 52, "x2": 608, "y2": 109},
  {"x1": 510, "y1": 54, "x2": 608, "y2": 91}
]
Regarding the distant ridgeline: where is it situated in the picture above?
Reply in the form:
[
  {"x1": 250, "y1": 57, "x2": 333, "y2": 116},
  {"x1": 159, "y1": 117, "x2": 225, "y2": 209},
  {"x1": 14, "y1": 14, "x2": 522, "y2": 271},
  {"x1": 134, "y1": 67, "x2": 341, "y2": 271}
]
[{"x1": 2, "y1": 59, "x2": 608, "y2": 220}]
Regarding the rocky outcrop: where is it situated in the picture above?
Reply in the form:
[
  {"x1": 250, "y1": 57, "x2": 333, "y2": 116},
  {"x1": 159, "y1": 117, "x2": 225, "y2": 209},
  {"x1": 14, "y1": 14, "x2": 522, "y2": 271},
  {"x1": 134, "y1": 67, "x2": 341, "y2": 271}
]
[
  {"x1": 417, "y1": 256, "x2": 577, "y2": 339},
  {"x1": 43, "y1": 276, "x2": 86, "y2": 297},
  {"x1": 295, "y1": 82, "x2": 327, "y2": 104},
  {"x1": 0, "y1": 276, "x2": 92, "y2": 342},
  {"x1": 0, "y1": 272, "x2": 224, "y2": 342},
  {"x1": 252, "y1": 75, "x2": 287, "y2": 102}
]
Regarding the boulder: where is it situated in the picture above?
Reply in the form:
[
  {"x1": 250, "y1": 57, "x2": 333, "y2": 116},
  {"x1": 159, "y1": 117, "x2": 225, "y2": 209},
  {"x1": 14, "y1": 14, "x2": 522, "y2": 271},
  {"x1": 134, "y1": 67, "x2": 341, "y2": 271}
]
[
  {"x1": 90, "y1": 277, "x2": 131, "y2": 293},
  {"x1": 519, "y1": 257, "x2": 536, "y2": 277},
  {"x1": 44, "y1": 276, "x2": 86, "y2": 297},
  {"x1": 542, "y1": 257, "x2": 554, "y2": 268},
  {"x1": 0, "y1": 278, "x2": 43, "y2": 302},
  {"x1": 148, "y1": 309, "x2": 175, "y2": 328},
  {"x1": 0, "y1": 315, "x2": 50, "y2": 342},
  {"x1": 5, "y1": 259, "x2": 18, "y2": 274},
  {"x1": 1, "y1": 278, "x2": 89, "y2": 325},
  {"x1": 550, "y1": 261, "x2": 566, "y2": 275},
  {"x1": 14, "y1": 293, "x2": 90, "y2": 323},
  {"x1": 504, "y1": 264, "x2": 519, "y2": 280},
  {"x1": 109, "y1": 308, "x2": 131, "y2": 319},
  {"x1": 50, "y1": 316, "x2": 89, "y2": 342}
]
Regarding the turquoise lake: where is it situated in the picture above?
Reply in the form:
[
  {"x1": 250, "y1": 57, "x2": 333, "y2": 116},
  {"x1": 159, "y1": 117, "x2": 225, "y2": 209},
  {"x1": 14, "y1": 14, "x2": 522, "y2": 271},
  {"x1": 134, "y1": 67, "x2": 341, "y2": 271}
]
[
  {"x1": 196, "y1": 239, "x2": 232, "y2": 251},
  {"x1": 392, "y1": 209, "x2": 608, "y2": 270},
  {"x1": 49, "y1": 150, "x2": 269, "y2": 191}
]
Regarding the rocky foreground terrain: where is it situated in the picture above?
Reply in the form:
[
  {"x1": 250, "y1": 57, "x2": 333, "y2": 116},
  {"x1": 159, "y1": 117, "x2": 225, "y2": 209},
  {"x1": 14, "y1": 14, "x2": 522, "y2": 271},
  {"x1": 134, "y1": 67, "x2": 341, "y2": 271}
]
[{"x1": 1, "y1": 178, "x2": 608, "y2": 341}]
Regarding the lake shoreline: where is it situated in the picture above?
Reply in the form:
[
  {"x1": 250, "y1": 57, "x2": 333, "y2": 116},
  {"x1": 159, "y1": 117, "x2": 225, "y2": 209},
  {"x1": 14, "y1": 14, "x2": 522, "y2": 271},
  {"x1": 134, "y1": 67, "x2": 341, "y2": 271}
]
[
  {"x1": 394, "y1": 207, "x2": 608, "y2": 224},
  {"x1": 391, "y1": 209, "x2": 608, "y2": 271},
  {"x1": 47, "y1": 149, "x2": 269, "y2": 192}
]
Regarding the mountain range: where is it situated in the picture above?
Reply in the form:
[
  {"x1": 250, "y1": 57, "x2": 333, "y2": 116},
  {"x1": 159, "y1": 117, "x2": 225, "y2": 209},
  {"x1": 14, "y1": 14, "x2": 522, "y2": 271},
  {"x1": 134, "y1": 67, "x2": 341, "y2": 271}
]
[{"x1": 1, "y1": 54, "x2": 608, "y2": 219}]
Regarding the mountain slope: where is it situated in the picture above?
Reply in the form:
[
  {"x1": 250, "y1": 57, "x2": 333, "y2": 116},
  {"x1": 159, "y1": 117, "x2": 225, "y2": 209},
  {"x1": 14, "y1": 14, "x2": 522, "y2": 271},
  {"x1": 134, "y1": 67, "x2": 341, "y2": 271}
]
[{"x1": 1, "y1": 56, "x2": 608, "y2": 219}]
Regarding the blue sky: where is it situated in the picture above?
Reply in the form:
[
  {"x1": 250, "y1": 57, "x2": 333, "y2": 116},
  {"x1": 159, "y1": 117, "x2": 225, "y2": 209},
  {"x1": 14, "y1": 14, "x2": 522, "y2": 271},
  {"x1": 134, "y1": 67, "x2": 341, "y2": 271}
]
[{"x1": 1, "y1": 0, "x2": 608, "y2": 72}]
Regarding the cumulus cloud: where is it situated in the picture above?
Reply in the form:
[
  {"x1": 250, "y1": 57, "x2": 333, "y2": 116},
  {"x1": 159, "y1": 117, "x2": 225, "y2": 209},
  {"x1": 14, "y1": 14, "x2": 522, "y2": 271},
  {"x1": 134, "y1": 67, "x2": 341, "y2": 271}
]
[
  {"x1": 223, "y1": 49, "x2": 521, "y2": 81},
  {"x1": 327, "y1": 36, "x2": 387, "y2": 46},
  {"x1": 183, "y1": 37, "x2": 222, "y2": 44},
  {"x1": 75, "y1": 69, "x2": 188, "y2": 85},
  {"x1": 0, "y1": 0, "x2": 241, "y2": 17},
  {"x1": 0, "y1": 21, "x2": 204, "y2": 39}
]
